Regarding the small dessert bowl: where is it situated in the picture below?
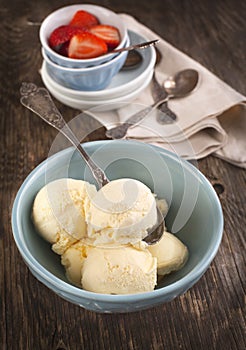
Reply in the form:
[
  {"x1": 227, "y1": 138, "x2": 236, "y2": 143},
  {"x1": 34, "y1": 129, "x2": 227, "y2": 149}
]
[
  {"x1": 41, "y1": 34, "x2": 129, "y2": 91},
  {"x1": 40, "y1": 4, "x2": 128, "y2": 68},
  {"x1": 40, "y1": 30, "x2": 156, "y2": 99},
  {"x1": 11, "y1": 140, "x2": 224, "y2": 313}
]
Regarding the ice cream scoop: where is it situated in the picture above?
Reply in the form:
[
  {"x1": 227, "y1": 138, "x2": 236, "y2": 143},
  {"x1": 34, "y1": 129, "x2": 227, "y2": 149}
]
[
  {"x1": 148, "y1": 232, "x2": 188, "y2": 276},
  {"x1": 84, "y1": 178, "x2": 158, "y2": 245},
  {"x1": 32, "y1": 178, "x2": 96, "y2": 254},
  {"x1": 82, "y1": 245, "x2": 157, "y2": 294},
  {"x1": 61, "y1": 241, "x2": 90, "y2": 286}
]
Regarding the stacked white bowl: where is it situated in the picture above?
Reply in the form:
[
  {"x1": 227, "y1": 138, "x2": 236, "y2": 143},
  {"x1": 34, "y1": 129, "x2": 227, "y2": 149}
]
[{"x1": 39, "y1": 4, "x2": 156, "y2": 111}]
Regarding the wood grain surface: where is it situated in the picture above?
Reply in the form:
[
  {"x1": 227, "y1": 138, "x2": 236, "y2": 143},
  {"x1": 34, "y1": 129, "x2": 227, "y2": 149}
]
[{"x1": 0, "y1": 0, "x2": 245, "y2": 349}]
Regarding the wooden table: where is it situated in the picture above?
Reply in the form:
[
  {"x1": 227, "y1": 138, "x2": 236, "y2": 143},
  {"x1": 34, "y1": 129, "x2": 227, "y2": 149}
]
[{"x1": 1, "y1": 0, "x2": 245, "y2": 349}]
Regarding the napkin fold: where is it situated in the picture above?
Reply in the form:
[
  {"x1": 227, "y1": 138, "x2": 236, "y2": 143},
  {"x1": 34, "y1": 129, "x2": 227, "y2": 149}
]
[{"x1": 89, "y1": 14, "x2": 246, "y2": 168}]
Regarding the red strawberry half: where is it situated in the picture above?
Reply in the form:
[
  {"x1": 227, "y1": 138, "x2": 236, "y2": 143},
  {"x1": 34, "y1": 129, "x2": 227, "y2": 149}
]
[
  {"x1": 69, "y1": 10, "x2": 99, "y2": 28},
  {"x1": 89, "y1": 25, "x2": 120, "y2": 49},
  {"x1": 49, "y1": 25, "x2": 84, "y2": 49},
  {"x1": 68, "y1": 32, "x2": 108, "y2": 59}
]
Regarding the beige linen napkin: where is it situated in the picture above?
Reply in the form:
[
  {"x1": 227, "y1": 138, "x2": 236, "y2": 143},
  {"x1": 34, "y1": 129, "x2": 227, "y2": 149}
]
[{"x1": 89, "y1": 14, "x2": 246, "y2": 168}]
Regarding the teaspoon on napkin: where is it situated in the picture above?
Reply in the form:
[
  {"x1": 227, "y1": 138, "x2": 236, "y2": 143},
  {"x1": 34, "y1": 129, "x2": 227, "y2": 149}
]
[
  {"x1": 152, "y1": 69, "x2": 199, "y2": 124},
  {"x1": 122, "y1": 47, "x2": 177, "y2": 122},
  {"x1": 105, "y1": 96, "x2": 175, "y2": 140},
  {"x1": 106, "y1": 69, "x2": 199, "y2": 139}
]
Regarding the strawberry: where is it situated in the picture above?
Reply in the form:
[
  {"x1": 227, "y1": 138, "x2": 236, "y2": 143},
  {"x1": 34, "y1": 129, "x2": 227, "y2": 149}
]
[
  {"x1": 89, "y1": 25, "x2": 120, "y2": 49},
  {"x1": 49, "y1": 25, "x2": 84, "y2": 49},
  {"x1": 69, "y1": 10, "x2": 99, "y2": 28},
  {"x1": 68, "y1": 32, "x2": 108, "y2": 59}
]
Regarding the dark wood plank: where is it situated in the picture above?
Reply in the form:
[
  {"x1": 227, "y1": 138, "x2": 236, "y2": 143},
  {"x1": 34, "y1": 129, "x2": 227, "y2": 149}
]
[{"x1": 1, "y1": 0, "x2": 245, "y2": 349}]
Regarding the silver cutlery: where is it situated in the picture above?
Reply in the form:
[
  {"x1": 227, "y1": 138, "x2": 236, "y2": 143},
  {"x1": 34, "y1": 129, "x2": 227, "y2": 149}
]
[
  {"x1": 152, "y1": 69, "x2": 199, "y2": 124},
  {"x1": 20, "y1": 82, "x2": 164, "y2": 245},
  {"x1": 106, "y1": 69, "x2": 199, "y2": 139},
  {"x1": 107, "y1": 39, "x2": 159, "y2": 55},
  {"x1": 105, "y1": 96, "x2": 174, "y2": 140},
  {"x1": 151, "y1": 72, "x2": 177, "y2": 123}
]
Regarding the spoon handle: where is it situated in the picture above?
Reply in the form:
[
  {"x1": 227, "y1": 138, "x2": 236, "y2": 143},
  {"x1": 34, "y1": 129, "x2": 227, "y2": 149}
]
[
  {"x1": 109, "y1": 39, "x2": 159, "y2": 54},
  {"x1": 106, "y1": 104, "x2": 153, "y2": 139},
  {"x1": 151, "y1": 72, "x2": 177, "y2": 124},
  {"x1": 106, "y1": 97, "x2": 172, "y2": 140},
  {"x1": 151, "y1": 71, "x2": 168, "y2": 101},
  {"x1": 157, "y1": 101, "x2": 177, "y2": 124},
  {"x1": 20, "y1": 83, "x2": 109, "y2": 188}
]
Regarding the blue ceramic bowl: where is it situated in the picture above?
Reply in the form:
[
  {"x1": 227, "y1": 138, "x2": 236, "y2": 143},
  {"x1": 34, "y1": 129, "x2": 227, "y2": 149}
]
[
  {"x1": 40, "y1": 4, "x2": 128, "y2": 68},
  {"x1": 42, "y1": 37, "x2": 129, "y2": 91},
  {"x1": 11, "y1": 140, "x2": 223, "y2": 313}
]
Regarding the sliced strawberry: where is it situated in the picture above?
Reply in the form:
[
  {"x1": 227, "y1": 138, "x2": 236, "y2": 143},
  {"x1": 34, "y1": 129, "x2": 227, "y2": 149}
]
[
  {"x1": 49, "y1": 25, "x2": 84, "y2": 49},
  {"x1": 68, "y1": 32, "x2": 108, "y2": 59},
  {"x1": 89, "y1": 25, "x2": 120, "y2": 49},
  {"x1": 69, "y1": 10, "x2": 99, "y2": 28}
]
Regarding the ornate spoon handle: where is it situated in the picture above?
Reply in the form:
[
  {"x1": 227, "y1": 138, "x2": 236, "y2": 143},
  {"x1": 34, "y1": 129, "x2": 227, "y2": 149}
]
[
  {"x1": 106, "y1": 105, "x2": 153, "y2": 139},
  {"x1": 157, "y1": 101, "x2": 177, "y2": 124},
  {"x1": 109, "y1": 39, "x2": 159, "y2": 54},
  {"x1": 105, "y1": 97, "x2": 175, "y2": 140},
  {"x1": 20, "y1": 82, "x2": 109, "y2": 188},
  {"x1": 151, "y1": 72, "x2": 177, "y2": 124}
]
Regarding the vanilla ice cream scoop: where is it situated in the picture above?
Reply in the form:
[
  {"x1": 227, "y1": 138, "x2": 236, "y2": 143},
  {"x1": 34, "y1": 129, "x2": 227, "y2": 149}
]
[
  {"x1": 82, "y1": 245, "x2": 157, "y2": 294},
  {"x1": 61, "y1": 242, "x2": 90, "y2": 287},
  {"x1": 85, "y1": 178, "x2": 157, "y2": 245},
  {"x1": 32, "y1": 178, "x2": 97, "y2": 254},
  {"x1": 148, "y1": 232, "x2": 188, "y2": 276}
]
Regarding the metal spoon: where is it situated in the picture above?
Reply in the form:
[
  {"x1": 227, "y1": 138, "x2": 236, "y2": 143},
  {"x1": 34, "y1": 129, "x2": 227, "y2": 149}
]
[
  {"x1": 106, "y1": 69, "x2": 199, "y2": 139},
  {"x1": 106, "y1": 97, "x2": 174, "y2": 140},
  {"x1": 163, "y1": 69, "x2": 199, "y2": 98},
  {"x1": 151, "y1": 71, "x2": 177, "y2": 123},
  {"x1": 122, "y1": 45, "x2": 163, "y2": 70},
  {"x1": 155, "y1": 69, "x2": 199, "y2": 124},
  {"x1": 20, "y1": 82, "x2": 164, "y2": 245},
  {"x1": 121, "y1": 50, "x2": 143, "y2": 70},
  {"x1": 107, "y1": 39, "x2": 159, "y2": 55}
]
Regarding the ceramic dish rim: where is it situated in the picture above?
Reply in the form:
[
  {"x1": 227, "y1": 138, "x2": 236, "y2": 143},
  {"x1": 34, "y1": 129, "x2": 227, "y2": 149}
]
[{"x1": 41, "y1": 62, "x2": 153, "y2": 106}]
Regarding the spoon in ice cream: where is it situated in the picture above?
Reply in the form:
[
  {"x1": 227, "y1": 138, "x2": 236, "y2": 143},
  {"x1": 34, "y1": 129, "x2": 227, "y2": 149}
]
[{"x1": 20, "y1": 82, "x2": 164, "y2": 245}]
